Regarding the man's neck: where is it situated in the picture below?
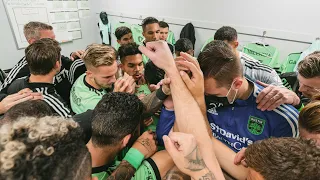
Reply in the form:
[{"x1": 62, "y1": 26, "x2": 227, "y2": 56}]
[
  {"x1": 87, "y1": 140, "x2": 119, "y2": 168},
  {"x1": 237, "y1": 78, "x2": 254, "y2": 100},
  {"x1": 235, "y1": 49, "x2": 241, "y2": 59},
  {"x1": 29, "y1": 74, "x2": 54, "y2": 84},
  {"x1": 85, "y1": 76, "x2": 101, "y2": 90}
]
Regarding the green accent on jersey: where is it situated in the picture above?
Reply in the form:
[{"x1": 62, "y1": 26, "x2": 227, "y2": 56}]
[
  {"x1": 136, "y1": 84, "x2": 151, "y2": 96},
  {"x1": 70, "y1": 74, "x2": 108, "y2": 114},
  {"x1": 167, "y1": 31, "x2": 175, "y2": 45},
  {"x1": 91, "y1": 161, "x2": 120, "y2": 180},
  {"x1": 131, "y1": 24, "x2": 144, "y2": 45},
  {"x1": 247, "y1": 116, "x2": 266, "y2": 135},
  {"x1": 298, "y1": 103, "x2": 305, "y2": 112},
  {"x1": 200, "y1": 37, "x2": 214, "y2": 52},
  {"x1": 91, "y1": 157, "x2": 157, "y2": 180},
  {"x1": 142, "y1": 54, "x2": 149, "y2": 65},
  {"x1": 145, "y1": 115, "x2": 159, "y2": 132}
]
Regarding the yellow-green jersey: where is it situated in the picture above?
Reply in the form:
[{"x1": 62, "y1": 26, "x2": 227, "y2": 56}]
[
  {"x1": 131, "y1": 24, "x2": 144, "y2": 45},
  {"x1": 70, "y1": 74, "x2": 112, "y2": 114}
]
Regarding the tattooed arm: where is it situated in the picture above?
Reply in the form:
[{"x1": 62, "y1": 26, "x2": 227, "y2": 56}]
[
  {"x1": 164, "y1": 166, "x2": 191, "y2": 180},
  {"x1": 141, "y1": 81, "x2": 170, "y2": 117},
  {"x1": 163, "y1": 132, "x2": 218, "y2": 180},
  {"x1": 107, "y1": 160, "x2": 135, "y2": 180},
  {"x1": 140, "y1": 39, "x2": 224, "y2": 179},
  {"x1": 107, "y1": 130, "x2": 157, "y2": 180}
]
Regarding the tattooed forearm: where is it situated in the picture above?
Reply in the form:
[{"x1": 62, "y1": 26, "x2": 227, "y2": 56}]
[
  {"x1": 164, "y1": 166, "x2": 191, "y2": 180},
  {"x1": 198, "y1": 171, "x2": 216, "y2": 180},
  {"x1": 185, "y1": 146, "x2": 206, "y2": 171},
  {"x1": 141, "y1": 90, "x2": 163, "y2": 116},
  {"x1": 107, "y1": 160, "x2": 136, "y2": 180}
]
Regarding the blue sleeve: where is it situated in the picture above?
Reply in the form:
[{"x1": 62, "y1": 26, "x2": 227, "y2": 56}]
[
  {"x1": 272, "y1": 105, "x2": 299, "y2": 138},
  {"x1": 156, "y1": 107, "x2": 176, "y2": 146}
]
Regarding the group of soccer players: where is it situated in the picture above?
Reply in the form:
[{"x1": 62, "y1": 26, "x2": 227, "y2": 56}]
[{"x1": 0, "y1": 16, "x2": 320, "y2": 180}]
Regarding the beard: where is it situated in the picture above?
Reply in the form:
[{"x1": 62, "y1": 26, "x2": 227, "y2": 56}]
[{"x1": 94, "y1": 78, "x2": 112, "y2": 89}]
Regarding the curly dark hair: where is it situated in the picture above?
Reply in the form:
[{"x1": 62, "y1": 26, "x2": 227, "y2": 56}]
[
  {"x1": 118, "y1": 42, "x2": 142, "y2": 64},
  {"x1": 245, "y1": 137, "x2": 320, "y2": 180},
  {"x1": 0, "y1": 116, "x2": 91, "y2": 180},
  {"x1": 91, "y1": 92, "x2": 144, "y2": 146}
]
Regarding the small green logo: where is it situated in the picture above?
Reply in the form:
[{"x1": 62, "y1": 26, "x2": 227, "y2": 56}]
[{"x1": 247, "y1": 116, "x2": 265, "y2": 135}]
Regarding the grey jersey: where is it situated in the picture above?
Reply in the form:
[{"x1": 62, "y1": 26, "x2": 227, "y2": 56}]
[{"x1": 240, "y1": 52, "x2": 283, "y2": 86}]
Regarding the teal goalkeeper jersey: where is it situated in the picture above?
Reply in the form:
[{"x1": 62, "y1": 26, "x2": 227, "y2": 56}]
[{"x1": 70, "y1": 74, "x2": 112, "y2": 114}]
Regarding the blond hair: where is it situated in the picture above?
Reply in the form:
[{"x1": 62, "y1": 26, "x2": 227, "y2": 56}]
[
  {"x1": 0, "y1": 116, "x2": 91, "y2": 179},
  {"x1": 23, "y1": 21, "x2": 53, "y2": 41},
  {"x1": 82, "y1": 44, "x2": 117, "y2": 69}
]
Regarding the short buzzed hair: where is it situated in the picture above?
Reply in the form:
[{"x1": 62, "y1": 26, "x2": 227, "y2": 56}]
[
  {"x1": 24, "y1": 21, "x2": 53, "y2": 41},
  {"x1": 214, "y1": 26, "x2": 238, "y2": 42},
  {"x1": 3, "y1": 100, "x2": 53, "y2": 124},
  {"x1": 115, "y1": 26, "x2": 132, "y2": 40},
  {"x1": 175, "y1": 38, "x2": 193, "y2": 53},
  {"x1": 82, "y1": 44, "x2": 117, "y2": 69},
  {"x1": 25, "y1": 38, "x2": 61, "y2": 75},
  {"x1": 198, "y1": 40, "x2": 242, "y2": 87},
  {"x1": 91, "y1": 93, "x2": 144, "y2": 146},
  {"x1": 159, "y1": 21, "x2": 169, "y2": 28},
  {"x1": 245, "y1": 137, "x2": 320, "y2": 180},
  {"x1": 297, "y1": 51, "x2": 320, "y2": 78},
  {"x1": 142, "y1": 17, "x2": 159, "y2": 31}
]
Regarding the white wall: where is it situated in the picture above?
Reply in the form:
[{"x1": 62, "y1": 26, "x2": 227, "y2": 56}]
[
  {"x1": 0, "y1": 0, "x2": 101, "y2": 70},
  {"x1": 2, "y1": 0, "x2": 319, "y2": 70},
  {"x1": 98, "y1": 0, "x2": 320, "y2": 62}
]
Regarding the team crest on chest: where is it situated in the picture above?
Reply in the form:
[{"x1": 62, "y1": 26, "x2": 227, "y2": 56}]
[{"x1": 247, "y1": 116, "x2": 265, "y2": 135}]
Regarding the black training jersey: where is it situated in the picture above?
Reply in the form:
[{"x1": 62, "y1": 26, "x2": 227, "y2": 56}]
[
  {"x1": 7, "y1": 77, "x2": 72, "y2": 118},
  {"x1": 0, "y1": 56, "x2": 73, "y2": 104}
]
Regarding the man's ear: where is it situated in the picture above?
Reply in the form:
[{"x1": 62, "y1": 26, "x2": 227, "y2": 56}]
[
  {"x1": 117, "y1": 39, "x2": 121, "y2": 45},
  {"x1": 142, "y1": 31, "x2": 146, "y2": 38},
  {"x1": 85, "y1": 70, "x2": 93, "y2": 78},
  {"x1": 121, "y1": 134, "x2": 132, "y2": 148},
  {"x1": 234, "y1": 41, "x2": 239, "y2": 49},
  {"x1": 54, "y1": 60, "x2": 61, "y2": 72},
  {"x1": 27, "y1": 38, "x2": 36, "y2": 44},
  {"x1": 233, "y1": 77, "x2": 243, "y2": 89},
  {"x1": 119, "y1": 63, "x2": 124, "y2": 70}
]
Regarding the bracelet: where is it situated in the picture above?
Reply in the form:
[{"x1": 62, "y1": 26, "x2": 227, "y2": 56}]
[
  {"x1": 123, "y1": 148, "x2": 144, "y2": 169},
  {"x1": 156, "y1": 86, "x2": 168, "y2": 100}
]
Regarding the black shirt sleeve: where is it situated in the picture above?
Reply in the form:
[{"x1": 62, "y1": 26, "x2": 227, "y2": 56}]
[
  {"x1": 61, "y1": 55, "x2": 73, "y2": 70},
  {"x1": 73, "y1": 110, "x2": 93, "y2": 143}
]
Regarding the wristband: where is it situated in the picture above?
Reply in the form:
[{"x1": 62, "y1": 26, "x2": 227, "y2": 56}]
[
  {"x1": 123, "y1": 148, "x2": 144, "y2": 169},
  {"x1": 156, "y1": 86, "x2": 168, "y2": 100}
]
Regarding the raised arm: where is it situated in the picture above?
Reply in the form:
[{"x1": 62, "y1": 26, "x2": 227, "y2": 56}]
[{"x1": 139, "y1": 41, "x2": 224, "y2": 180}]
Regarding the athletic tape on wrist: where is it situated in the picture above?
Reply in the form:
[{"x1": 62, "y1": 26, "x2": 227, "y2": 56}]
[{"x1": 123, "y1": 148, "x2": 145, "y2": 169}]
